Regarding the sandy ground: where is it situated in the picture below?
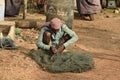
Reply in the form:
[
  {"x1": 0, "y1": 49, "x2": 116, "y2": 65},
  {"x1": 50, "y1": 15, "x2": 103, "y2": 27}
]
[{"x1": 0, "y1": 9, "x2": 120, "y2": 80}]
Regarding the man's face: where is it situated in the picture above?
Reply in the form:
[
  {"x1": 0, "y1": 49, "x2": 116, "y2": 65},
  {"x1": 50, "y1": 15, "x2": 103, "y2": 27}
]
[
  {"x1": 51, "y1": 23, "x2": 60, "y2": 33},
  {"x1": 52, "y1": 27, "x2": 60, "y2": 33}
]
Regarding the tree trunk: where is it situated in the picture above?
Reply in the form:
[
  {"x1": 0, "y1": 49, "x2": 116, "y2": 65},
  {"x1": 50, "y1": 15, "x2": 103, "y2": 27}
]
[{"x1": 46, "y1": 0, "x2": 74, "y2": 29}]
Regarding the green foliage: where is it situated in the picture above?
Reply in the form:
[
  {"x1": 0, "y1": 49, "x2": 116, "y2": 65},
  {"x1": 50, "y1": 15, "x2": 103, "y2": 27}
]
[{"x1": 15, "y1": 28, "x2": 21, "y2": 36}]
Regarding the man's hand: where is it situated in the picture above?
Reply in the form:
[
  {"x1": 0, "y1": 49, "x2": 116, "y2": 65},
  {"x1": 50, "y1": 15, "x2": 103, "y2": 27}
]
[
  {"x1": 50, "y1": 46, "x2": 58, "y2": 54},
  {"x1": 58, "y1": 45, "x2": 65, "y2": 53}
]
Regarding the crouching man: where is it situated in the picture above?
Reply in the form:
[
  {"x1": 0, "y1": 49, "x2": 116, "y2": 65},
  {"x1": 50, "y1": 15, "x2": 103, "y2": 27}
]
[{"x1": 36, "y1": 18, "x2": 78, "y2": 54}]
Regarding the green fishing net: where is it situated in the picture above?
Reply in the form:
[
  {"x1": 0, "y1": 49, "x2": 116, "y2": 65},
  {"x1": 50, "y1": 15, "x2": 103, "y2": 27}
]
[
  {"x1": 0, "y1": 37, "x2": 18, "y2": 49},
  {"x1": 29, "y1": 50, "x2": 94, "y2": 73}
]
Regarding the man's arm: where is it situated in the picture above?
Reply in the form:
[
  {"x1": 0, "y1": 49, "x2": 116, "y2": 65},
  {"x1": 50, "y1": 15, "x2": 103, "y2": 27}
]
[
  {"x1": 62, "y1": 24, "x2": 79, "y2": 48},
  {"x1": 36, "y1": 27, "x2": 51, "y2": 50}
]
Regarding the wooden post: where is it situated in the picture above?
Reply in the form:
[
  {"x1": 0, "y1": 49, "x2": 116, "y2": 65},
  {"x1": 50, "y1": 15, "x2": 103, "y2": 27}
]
[{"x1": 23, "y1": 0, "x2": 27, "y2": 19}]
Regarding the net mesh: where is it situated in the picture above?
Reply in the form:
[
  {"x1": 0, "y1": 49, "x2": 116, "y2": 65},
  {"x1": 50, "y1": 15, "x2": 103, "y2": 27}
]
[{"x1": 29, "y1": 49, "x2": 94, "y2": 73}]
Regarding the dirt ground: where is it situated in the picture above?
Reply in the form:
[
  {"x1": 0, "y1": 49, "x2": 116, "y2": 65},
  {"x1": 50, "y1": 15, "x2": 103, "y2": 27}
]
[{"x1": 0, "y1": 9, "x2": 120, "y2": 80}]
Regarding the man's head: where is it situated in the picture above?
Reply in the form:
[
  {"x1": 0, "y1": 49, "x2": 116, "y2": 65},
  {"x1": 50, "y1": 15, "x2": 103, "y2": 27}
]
[{"x1": 50, "y1": 18, "x2": 63, "y2": 30}]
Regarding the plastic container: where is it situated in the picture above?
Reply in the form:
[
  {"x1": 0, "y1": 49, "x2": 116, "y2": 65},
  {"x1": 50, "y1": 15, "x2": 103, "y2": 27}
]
[{"x1": 0, "y1": 0, "x2": 5, "y2": 21}]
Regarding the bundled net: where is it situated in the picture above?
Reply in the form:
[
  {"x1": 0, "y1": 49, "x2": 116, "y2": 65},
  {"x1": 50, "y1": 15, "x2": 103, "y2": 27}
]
[
  {"x1": 29, "y1": 50, "x2": 94, "y2": 73},
  {"x1": 0, "y1": 37, "x2": 18, "y2": 49}
]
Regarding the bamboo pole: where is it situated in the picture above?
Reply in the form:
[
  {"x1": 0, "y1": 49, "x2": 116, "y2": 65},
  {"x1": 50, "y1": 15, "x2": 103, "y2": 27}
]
[{"x1": 23, "y1": 0, "x2": 27, "y2": 19}]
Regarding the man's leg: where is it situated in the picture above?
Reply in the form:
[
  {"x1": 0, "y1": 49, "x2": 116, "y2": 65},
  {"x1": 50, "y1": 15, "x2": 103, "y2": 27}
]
[
  {"x1": 43, "y1": 31, "x2": 58, "y2": 54},
  {"x1": 63, "y1": 34, "x2": 71, "y2": 42},
  {"x1": 80, "y1": 14, "x2": 85, "y2": 20},
  {"x1": 59, "y1": 34, "x2": 71, "y2": 45},
  {"x1": 89, "y1": 14, "x2": 94, "y2": 21},
  {"x1": 57, "y1": 34, "x2": 71, "y2": 53},
  {"x1": 43, "y1": 31, "x2": 51, "y2": 45}
]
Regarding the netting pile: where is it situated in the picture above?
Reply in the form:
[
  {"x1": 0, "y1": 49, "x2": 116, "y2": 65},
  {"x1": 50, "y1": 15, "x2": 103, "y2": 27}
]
[
  {"x1": 0, "y1": 37, "x2": 19, "y2": 50},
  {"x1": 29, "y1": 50, "x2": 94, "y2": 73},
  {"x1": 0, "y1": 37, "x2": 15, "y2": 48}
]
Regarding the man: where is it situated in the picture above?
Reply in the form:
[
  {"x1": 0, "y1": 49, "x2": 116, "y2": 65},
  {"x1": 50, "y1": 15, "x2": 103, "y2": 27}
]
[
  {"x1": 36, "y1": 18, "x2": 78, "y2": 54},
  {"x1": 76, "y1": 0, "x2": 101, "y2": 21}
]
